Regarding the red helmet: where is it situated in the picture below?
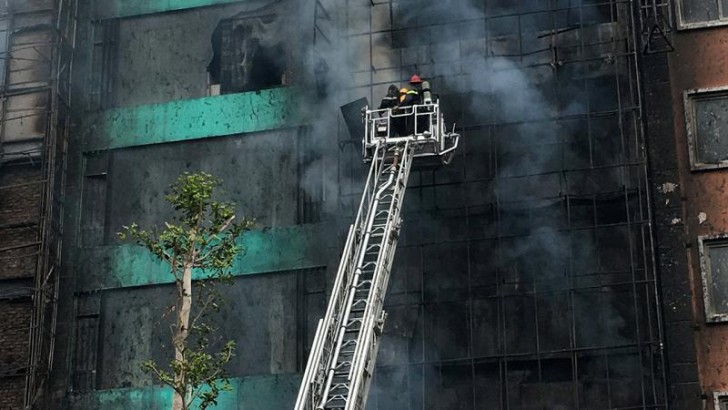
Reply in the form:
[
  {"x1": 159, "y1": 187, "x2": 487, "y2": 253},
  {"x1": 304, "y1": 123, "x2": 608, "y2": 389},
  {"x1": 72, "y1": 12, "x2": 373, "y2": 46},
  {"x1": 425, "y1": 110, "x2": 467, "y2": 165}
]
[{"x1": 409, "y1": 74, "x2": 423, "y2": 84}]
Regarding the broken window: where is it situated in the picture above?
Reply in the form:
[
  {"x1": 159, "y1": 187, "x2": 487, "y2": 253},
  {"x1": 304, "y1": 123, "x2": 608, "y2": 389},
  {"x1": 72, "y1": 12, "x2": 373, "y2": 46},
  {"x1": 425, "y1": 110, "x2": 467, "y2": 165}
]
[
  {"x1": 208, "y1": 15, "x2": 287, "y2": 94},
  {"x1": 699, "y1": 235, "x2": 728, "y2": 322},
  {"x1": 684, "y1": 87, "x2": 728, "y2": 170},
  {"x1": 676, "y1": 0, "x2": 728, "y2": 29}
]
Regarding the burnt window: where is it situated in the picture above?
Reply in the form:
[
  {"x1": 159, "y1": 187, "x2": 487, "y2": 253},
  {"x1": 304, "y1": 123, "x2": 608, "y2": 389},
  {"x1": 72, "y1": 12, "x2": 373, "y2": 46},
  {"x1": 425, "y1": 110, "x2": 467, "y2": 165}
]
[
  {"x1": 676, "y1": 0, "x2": 728, "y2": 29},
  {"x1": 208, "y1": 16, "x2": 287, "y2": 94},
  {"x1": 684, "y1": 88, "x2": 728, "y2": 170},
  {"x1": 699, "y1": 235, "x2": 728, "y2": 322}
]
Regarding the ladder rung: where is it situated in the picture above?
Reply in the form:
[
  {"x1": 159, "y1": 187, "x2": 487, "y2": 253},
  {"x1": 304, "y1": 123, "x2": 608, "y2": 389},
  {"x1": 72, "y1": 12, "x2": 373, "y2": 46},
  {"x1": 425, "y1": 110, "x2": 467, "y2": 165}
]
[{"x1": 355, "y1": 280, "x2": 372, "y2": 288}]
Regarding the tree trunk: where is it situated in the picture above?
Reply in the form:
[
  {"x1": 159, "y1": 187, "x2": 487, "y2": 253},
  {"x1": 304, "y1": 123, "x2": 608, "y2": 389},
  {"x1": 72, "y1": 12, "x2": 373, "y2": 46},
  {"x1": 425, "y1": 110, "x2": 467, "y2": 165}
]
[{"x1": 172, "y1": 262, "x2": 194, "y2": 410}]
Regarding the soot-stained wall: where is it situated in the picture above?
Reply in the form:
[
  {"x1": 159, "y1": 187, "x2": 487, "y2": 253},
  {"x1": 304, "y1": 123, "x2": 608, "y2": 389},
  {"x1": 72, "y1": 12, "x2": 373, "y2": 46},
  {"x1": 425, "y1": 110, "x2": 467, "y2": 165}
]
[
  {"x1": 50, "y1": 1, "x2": 324, "y2": 408},
  {"x1": 104, "y1": 0, "x2": 300, "y2": 108},
  {"x1": 102, "y1": 129, "x2": 301, "y2": 243},
  {"x1": 79, "y1": 129, "x2": 303, "y2": 248},
  {"x1": 327, "y1": 1, "x2": 667, "y2": 409},
  {"x1": 51, "y1": 0, "x2": 677, "y2": 408},
  {"x1": 90, "y1": 269, "x2": 324, "y2": 389}
]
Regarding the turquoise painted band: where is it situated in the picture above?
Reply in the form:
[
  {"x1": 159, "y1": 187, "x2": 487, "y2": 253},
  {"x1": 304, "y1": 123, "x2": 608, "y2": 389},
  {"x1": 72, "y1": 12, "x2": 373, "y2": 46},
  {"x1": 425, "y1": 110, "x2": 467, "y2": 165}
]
[
  {"x1": 78, "y1": 224, "x2": 323, "y2": 291},
  {"x1": 95, "y1": 0, "x2": 247, "y2": 20},
  {"x1": 86, "y1": 88, "x2": 300, "y2": 152},
  {"x1": 69, "y1": 374, "x2": 301, "y2": 409}
]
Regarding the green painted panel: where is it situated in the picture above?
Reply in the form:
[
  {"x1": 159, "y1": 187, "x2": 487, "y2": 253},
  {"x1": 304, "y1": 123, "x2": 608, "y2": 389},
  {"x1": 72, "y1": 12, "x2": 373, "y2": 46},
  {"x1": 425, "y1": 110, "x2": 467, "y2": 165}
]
[
  {"x1": 79, "y1": 225, "x2": 324, "y2": 291},
  {"x1": 96, "y1": 0, "x2": 245, "y2": 19},
  {"x1": 232, "y1": 374, "x2": 302, "y2": 410},
  {"x1": 86, "y1": 88, "x2": 300, "y2": 151},
  {"x1": 70, "y1": 374, "x2": 302, "y2": 410},
  {"x1": 93, "y1": 387, "x2": 172, "y2": 409}
]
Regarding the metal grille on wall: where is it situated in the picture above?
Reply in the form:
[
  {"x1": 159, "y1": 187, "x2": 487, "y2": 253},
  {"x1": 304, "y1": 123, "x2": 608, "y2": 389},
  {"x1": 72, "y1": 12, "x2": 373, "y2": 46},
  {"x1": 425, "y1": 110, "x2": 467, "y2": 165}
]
[
  {"x1": 332, "y1": 0, "x2": 667, "y2": 408},
  {"x1": 638, "y1": 0, "x2": 673, "y2": 54}
]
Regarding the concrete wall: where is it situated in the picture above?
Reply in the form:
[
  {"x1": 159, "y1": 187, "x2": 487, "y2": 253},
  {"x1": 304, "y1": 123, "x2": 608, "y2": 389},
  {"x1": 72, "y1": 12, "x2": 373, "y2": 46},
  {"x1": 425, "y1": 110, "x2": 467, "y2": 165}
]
[
  {"x1": 111, "y1": 3, "x2": 268, "y2": 107},
  {"x1": 60, "y1": 115, "x2": 327, "y2": 396},
  {"x1": 95, "y1": 271, "x2": 306, "y2": 388},
  {"x1": 105, "y1": 129, "x2": 300, "y2": 237}
]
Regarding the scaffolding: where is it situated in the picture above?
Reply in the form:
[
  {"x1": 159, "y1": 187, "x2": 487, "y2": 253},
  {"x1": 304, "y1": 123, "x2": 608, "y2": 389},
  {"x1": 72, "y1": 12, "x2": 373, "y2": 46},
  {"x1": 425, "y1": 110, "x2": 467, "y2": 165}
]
[
  {"x1": 329, "y1": 0, "x2": 667, "y2": 408},
  {"x1": 637, "y1": 0, "x2": 673, "y2": 54},
  {"x1": 0, "y1": 0, "x2": 75, "y2": 407}
]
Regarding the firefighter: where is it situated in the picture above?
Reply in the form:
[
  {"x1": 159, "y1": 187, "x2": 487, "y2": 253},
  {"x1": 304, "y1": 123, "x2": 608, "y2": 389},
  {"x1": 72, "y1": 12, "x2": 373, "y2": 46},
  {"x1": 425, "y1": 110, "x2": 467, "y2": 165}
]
[
  {"x1": 401, "y1": 76, "x2": 426, "y2": 134},
  {"x1": 400, "y1": 88, "x2": 420, "y2": 107},
  {"x1": 388, "y1": 87, "x2": 410, "y2": 136},
  {"x1": 399, "y1": 87, "x2": 408, "y2": 103},
  {"x1": 408, "y1": 74, "x2": 432, "y2": 135},
  {"x1": 398, "y1": 87, "x2": 420, "y2": 135},
  {"x1": 378, "y1": 84, "x2": 399, "y2": 114},
  {"x1": 408, "y1": 74, "x2": 424, "y2": 99},
  {"x1": 409, "y1": 74, "x2": 433, "y2": 103}
]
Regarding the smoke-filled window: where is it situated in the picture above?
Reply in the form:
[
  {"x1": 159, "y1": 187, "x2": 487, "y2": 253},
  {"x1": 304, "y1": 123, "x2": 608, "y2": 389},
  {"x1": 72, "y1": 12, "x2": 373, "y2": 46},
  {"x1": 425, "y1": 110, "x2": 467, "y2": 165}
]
[
  {"x1": 208, "y1": 15, "x2": 287, "y2": 94},
  {"x1": 699, "y1": 235, "x2": 728, "y2": 322},
  {"x1": 684, "y1": 87, "x2": 728, "y2": 170},
  {"x1": 676, "y1": 0, "x2": 728, "y2": 29}
]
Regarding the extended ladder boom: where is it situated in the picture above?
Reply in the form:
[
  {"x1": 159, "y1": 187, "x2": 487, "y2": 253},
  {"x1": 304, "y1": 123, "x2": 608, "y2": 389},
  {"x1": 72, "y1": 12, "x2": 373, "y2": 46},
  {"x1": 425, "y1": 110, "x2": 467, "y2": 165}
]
[
  {"x1": 296, "y1": 101, "x2": 458, "y2": 410},
  {"x1": 296, "y1": 141, "x2": 414, "y2": 410}
]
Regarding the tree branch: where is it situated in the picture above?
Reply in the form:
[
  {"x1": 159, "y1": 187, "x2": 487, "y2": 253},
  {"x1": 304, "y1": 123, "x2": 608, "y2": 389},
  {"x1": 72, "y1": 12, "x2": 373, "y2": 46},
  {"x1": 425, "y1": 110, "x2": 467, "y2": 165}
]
[
  {"x1": 189, "y1": 348, "x2": 233, "y2": 408},
  {"x1": 217, "y1": 215, "x2": 236, "y2": 234},
  {"x1": 145, "y1": 363, "x2": 173, "y2": 388},
  {"x1": 195, "y1": 215, "x2": 235, "y2": 264},
  {"x1": 190, "y1": 292, "x2": 216, "y2": 332}
]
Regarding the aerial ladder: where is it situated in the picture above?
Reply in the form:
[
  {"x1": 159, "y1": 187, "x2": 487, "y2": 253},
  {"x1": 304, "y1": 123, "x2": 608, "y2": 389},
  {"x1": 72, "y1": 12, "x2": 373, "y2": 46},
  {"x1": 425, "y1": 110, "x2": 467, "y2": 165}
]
[{"x1": 295, "y1": 90, "x2": 459, "y2": 410}]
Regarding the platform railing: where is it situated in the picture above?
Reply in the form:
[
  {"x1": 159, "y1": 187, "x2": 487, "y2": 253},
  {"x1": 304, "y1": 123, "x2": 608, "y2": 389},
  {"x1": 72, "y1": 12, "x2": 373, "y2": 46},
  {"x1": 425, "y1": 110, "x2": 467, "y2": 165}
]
[{"x1": 363, "y1": 101, "x2": 459, "y2": 164}]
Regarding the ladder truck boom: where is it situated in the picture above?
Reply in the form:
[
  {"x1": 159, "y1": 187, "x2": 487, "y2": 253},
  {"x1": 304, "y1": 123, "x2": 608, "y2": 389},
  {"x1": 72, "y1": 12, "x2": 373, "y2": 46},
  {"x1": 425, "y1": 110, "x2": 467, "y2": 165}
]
[{"x1": 295, "y1": 100, "x2": 459, "y2": 410}]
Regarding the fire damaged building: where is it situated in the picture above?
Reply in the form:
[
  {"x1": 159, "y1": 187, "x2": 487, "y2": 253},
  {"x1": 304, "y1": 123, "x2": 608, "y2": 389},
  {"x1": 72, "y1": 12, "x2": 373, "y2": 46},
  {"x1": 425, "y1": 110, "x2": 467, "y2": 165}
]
[{"x1": 1, "y1": 0, "x2": 728, "y2": 409}]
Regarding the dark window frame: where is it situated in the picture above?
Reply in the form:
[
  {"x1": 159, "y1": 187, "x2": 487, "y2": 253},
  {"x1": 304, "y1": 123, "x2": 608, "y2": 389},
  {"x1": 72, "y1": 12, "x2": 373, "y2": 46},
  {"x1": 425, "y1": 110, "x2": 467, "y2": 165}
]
[
  {"x1": 675, "y1": 0, "x2": 728, "y2": 30},
  {"x1": 698, "y1": 234, "x2": 728, "y2": 323},
  {"x1": 684, "y1": 87, "x2": 728, "y2": 171}
]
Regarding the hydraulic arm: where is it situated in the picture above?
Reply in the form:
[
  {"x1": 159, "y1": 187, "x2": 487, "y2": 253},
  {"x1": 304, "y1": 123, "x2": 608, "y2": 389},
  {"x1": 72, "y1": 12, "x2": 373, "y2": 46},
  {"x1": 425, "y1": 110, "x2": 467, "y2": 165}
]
[{"x1": 296, "y1": 101, "x2": 459, "y2": 410}]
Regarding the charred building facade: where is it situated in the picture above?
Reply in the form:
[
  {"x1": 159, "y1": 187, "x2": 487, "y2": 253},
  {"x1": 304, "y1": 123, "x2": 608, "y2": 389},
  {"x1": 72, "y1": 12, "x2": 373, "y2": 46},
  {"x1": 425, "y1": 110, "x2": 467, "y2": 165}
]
[
  {"x1": 0, "y1": 0, "x2": 74, "y2": 408},
  {"x1": 0, "y1": 0, "x2": 725, "y2": 409}
]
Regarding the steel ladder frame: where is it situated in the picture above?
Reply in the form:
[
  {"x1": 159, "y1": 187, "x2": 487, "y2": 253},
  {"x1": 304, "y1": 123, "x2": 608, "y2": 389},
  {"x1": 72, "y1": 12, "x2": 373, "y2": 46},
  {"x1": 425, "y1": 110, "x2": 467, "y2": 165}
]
[{"x1": 295, "y1": 139, "x2": 415, "y2": 410}]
